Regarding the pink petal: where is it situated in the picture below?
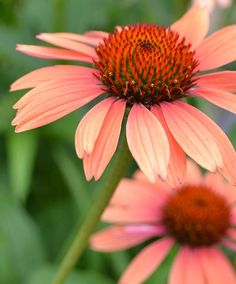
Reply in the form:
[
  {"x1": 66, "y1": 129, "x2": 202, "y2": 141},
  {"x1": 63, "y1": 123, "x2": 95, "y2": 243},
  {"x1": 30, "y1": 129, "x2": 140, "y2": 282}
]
[
  {"x1": 184, "y1": 159, "x2": 202, "y2": 185},
  {"x1": 16, "y1": 44, "x2": 93, "y2": 63},
  {"x1": 83, "y1": 99, "x2": 126, "y2": 180},
  {"x1": 176, "y1": 101, "x2": 236, "y2": 184},
  {"x1": 231, "y1": 207, "x2": 236, "y2": 225},
  {"x1": 84, "y1": 30, "x2": 109, "y2": 39},
  {"x1": 222, "y1": 238, "x2": 236, "y2": 252},
  {"x1": 119, "y1": 238, "x2": 174, "y2": 284},
  {"x1": 75, "y1": 97, "x2": 115, "y2": 158},
  {"x1": 102, "y1": 178, "x2": 170, "y2": 224},
  {"x1": 171, "y1": 6, "x2": 209, "y2": 47},
  {"x1": 195, "y1": 25, "x2": 236, "y2": 71},
  {"x1": 10, "y1": 65, "x2": 99, "y2": 91},
  {"x1": 203, "y1": 172, "x2": 236, "y2": 203},
  {"x1": 126, "y1": 104, "x2": 170, "y2": 182},
  {"x1": 151, "y1": 106, "x2": 186, "y2": 187},
  {"x1": 90, "y1": 225, "x2": 162, "y2": 252},
  {"x1": 13, "y1": 75, "x2": 100, "y2": 110},
  {"x1": 48, "y1": 32, "x2": 102, "y2": 46},
  {"x1": 194, "y1": 87, "x2": 236, "y2": 114},
  {"x1": 196, "y1": 71, "x2": 236, "y2": 92},
  {"x1": 169, "y1": 247, "x2": 205, "y2": 284},
  {"x1": 36, "y1": 33, "x2": 97, "y2": 58},
  {"x1": 226, "y1": 228, "x2": 236, "y2": 241},
  {"x1": 197, "y1": 247, "x2": 236, "y2": 284},
  {"x1": 161, "y1": 101, "x2": 223, "y2": 172},
  {"x1": 109, "y1": 177, "x2": 170, "y2": 206},
  {"x1": 12, "y1": 79, "x2": 103, "y2": 132}
]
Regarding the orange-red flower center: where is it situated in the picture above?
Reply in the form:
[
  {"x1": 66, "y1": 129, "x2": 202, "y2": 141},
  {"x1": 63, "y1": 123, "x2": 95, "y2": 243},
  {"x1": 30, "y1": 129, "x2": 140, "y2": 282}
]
[
  {"x1": 95, "y1": 24, "x2": 199, "y2": 107},
  {"x1": 162, "y1": 185, "x2": 230, "y2": 247}
]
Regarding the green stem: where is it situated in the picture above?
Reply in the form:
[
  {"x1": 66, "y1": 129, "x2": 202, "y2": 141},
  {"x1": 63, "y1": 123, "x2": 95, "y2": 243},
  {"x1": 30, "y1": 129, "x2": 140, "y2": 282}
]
[{"x1": 51, "y1": 127, "x2": 132, "y2": 284}]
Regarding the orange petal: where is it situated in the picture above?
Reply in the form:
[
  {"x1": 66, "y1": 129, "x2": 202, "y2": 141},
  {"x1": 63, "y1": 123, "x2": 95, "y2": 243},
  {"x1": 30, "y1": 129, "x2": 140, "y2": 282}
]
[
  {"x1": 90, "y1": 225, "x2": 162, "y2": 252},
  {"x1": 197, "y1": 247, "x2": 236, "y2": 284},
  {"x1": 119, "y1": 238, "x2": 174, "y2": 284},
  {"x1": 126, "y1": 104, "x2": 170, "y2": 182},
  {"x1": 48, "y1": 32, "x2": 102, "y2": 46},
  {"x1": 176, "y1": 101, "x2": 236, "y2": 184},
  {"x1": 16, "y1": 44, "x2": 93, "y2": 63},
  {"x1": 171, "y1": 5, "x2": 209, "y2": 47},
  {"x1": 12, "y1": 79, "x2": 103, "y2": 132},
  {"x1": 169, "y1": 247, "x2": 205, "y2": 284},
  {"x1": 37, "y1": 33, "x2": 97, "y2": 58},
  {"x1": 151, "y1": 106, "x2": 186, "y2": 187},
  {"x1": 194, "y1": 87, "x2": 236, "y2": 114},
  {"x1": 10, "y1": 65, "x2": 99, "y2": 91},
  {"x1": 196, "y1": 71, "x2": 236, "y2": 92},
  {"x1": 75, "y1": 97, "x2": 115, "y2": 158},
  {"x1": 196, "y1": 25, "x2": 236, "y2": 70},
  {"x1": 161, "y1": 101, "x2": 223, "y2": 171},
  {"x1": 83, "y1": 99, "x2": 126, "y2": 180}
]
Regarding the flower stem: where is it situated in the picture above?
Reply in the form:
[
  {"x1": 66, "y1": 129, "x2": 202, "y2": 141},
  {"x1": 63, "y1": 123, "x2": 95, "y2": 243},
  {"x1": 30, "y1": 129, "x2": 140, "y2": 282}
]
[{"x1": 51, "y1": 126, "x2": 132, "y2": 284}]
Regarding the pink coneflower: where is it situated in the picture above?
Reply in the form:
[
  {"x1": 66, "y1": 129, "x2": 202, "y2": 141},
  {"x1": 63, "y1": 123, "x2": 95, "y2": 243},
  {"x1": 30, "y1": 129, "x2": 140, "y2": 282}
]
[
  {"x1": 193, "y1": 0, "x2": 232, "y2": 12},
  {"x1": 90, "y1": 161, "x2": 236, "y2": 284},
  {"x1": 11, "y1": 5, "x2": 236, "y2": 185}
]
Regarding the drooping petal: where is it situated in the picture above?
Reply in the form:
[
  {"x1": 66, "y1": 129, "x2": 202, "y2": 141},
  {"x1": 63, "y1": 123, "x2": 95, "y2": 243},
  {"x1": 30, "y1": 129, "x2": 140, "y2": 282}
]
[
  {"x1": 75, "y1": 97, "x2": 115, "y2": 158},
  {"x1": 196, "y1": 71, "x2": 236, "y2": 92},
  {"x1": 169, "y1": 247, "x2": 205, "y2": 284},
  {"x1": 12, "y1": 79, "x2": 104, "y2": 132},
  {"x1": 126, "y1": 104, "x2": 170, "y2": 182},
  {"x1": 203, "y1": 172, "x2": 236, "y2": 203},
  {"x1": 83, "y1": 99, "x2": 126, "y2": 180},
  {"x1": 197, "y1": 247, "x2": 236, "y2": 284},
  {"x1": 36, "y1": 33, "x2": 97, "y2": 58},
  {"x1": 90, "y1": 225, "x2": 162, "y2": 252},
  {"x1": 102, "y1": 178, "x2": 170, "y2": 224},
  {"x1": 151, "y1": 106, "x2": 186, "y2": 187},
  {"x1": 46, "y1": 32, "x2": 102, "y2": 46},
  {"x1": 84, "y1": 30, "x2": 109, "y2": 39},
  {"x1": 16, "y1": 44, "x2": 93, "y2": 63},
  {"x1": 222, "y1": 238, "x2": 236, "y2": 252},
  {"x1": 119, "y1": 238, "x2": 174, "y2": 284},
  {"x1": 195, "y1": 25, "x2": 236, "y2": 71},
  {"x1": 13, "y1": 74, "x2": 100, "y2": 110},
  {"x1": 161, "y1": 101, "x2": 223, "y2": 172},
  {"x1": 175, "y1": 101, "x2": 236, "y2": 184},
  {"x1": 194, "y1": 87, "x2": 236, "y2": 114},
  {"x1": 10, "y1": 65, "x2": 99, "y2": 91},
  {"x1": 184, "y1": 159, "x2": 202, "y2": 185},
  {"x1": 171, "y1": 5, "x2": 209, "y2": 47}
]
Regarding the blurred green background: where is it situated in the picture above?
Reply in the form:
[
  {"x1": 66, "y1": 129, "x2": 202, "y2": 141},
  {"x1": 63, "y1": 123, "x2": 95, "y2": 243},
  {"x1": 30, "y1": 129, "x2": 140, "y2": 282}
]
[{"x1": 0, "y1": 0, "x2": 236, "y2": 283}]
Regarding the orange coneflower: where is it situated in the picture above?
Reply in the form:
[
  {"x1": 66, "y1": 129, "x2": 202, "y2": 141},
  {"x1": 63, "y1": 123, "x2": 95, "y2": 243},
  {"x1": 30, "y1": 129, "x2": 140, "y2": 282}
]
[
  {"x1": 11, "y1": 5, "x2": 236, "y2": 185},
  {"x1": 91, "y1": 161, "x2": 236, "y2": 284}
]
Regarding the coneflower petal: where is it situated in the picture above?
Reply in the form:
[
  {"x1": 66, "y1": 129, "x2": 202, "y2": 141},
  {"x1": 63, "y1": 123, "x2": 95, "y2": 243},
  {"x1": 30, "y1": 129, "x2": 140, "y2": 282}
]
[
  {"x1": 16, "y1": 44, "x2": 93, "y2": 63},
  {"x1": 161, "y1": 101, "x2": 223, "y2": 171},
  {"x1": 119, "y1": 238, "x2": 174, "y2": 284},
  {"x1": 176, "y1": 101, "x2": 236, "y2": 184},
  {"x1": 83, "y1": 99, "x2": 126, "y2": 181},
  {"x1": 193, "y1": 87, "x2": 236, "y2": 114},
  {"x1": 196, "y1": 25, "x2": 236, "y2": 70},
  {"x1": 127, "y1": 104, "x2": 170, "y2": 182},
  {"x1": 151, "y1": 105, "x2": 186, "y2": 187},
  {"x1": 196, "y1": 71, "x2": 236, "y2": 92},
  {"x1": 171, "y1": 5, "x2": 209, "y2": 47},
  {"x1": 75, "y1": 97, "x2": 115, "y2": 158}
]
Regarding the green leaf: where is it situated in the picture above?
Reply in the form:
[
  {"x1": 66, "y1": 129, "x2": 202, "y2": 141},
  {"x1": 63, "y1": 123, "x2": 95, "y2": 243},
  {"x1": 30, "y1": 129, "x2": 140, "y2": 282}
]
[
  {"x1": 26, "y1": 265, "x2": 115, "y2": 284},
  {"x1": 7, "y1": 131, "x2": 38, "y2": 203},
  {"x1": 0, "y1": 191, "x2": 46, "y2": 283}
]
